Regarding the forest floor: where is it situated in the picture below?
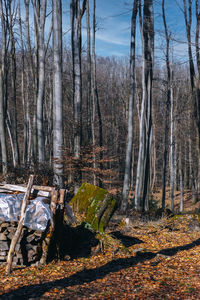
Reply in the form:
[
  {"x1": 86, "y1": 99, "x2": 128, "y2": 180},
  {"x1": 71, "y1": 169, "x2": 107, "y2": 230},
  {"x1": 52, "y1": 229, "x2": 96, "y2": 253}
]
[{"x1": 0, "y1": 211, "x2": 200, "y2": 299}]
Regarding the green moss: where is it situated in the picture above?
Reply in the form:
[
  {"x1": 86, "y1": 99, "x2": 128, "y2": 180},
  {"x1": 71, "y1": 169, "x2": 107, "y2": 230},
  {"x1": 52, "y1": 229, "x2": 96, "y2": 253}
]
[{"x1": 69, "y1": 183, "x2": 117, "y2": 232}]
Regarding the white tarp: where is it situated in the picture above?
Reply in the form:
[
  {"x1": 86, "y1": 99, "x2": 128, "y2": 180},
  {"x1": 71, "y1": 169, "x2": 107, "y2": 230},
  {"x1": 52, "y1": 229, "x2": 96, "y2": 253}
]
[{"x1": 0, "y1": 194, "x2": 53, "y2": 231}]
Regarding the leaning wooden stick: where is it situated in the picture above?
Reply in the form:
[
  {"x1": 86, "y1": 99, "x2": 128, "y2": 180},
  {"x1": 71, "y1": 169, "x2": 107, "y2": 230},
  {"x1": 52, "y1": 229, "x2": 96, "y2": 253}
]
[{"x1": 5, "y1": 175, "x2": 34, "y2": 275}]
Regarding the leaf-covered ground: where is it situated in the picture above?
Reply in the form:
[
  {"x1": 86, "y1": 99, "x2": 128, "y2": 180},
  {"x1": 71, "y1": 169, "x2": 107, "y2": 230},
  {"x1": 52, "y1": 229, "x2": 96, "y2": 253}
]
[{"x1": 0, "y1": 215, "x2": 200, "y2": 299}]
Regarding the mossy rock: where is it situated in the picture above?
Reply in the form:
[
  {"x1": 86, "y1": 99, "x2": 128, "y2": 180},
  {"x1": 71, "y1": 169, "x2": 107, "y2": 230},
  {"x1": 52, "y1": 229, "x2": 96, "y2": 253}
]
[{"x1": 69, "y1": 183, "x2": 118, "y2": 232}]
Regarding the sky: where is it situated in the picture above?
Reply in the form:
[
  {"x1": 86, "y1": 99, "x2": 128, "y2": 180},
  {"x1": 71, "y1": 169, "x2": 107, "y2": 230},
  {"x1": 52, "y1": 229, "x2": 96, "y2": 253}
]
[
  {"x1": 75, "y1": 0, "x2": 197, "y2": 64},
  {"x1": 18, "y1": 0, "x2": 197, "y2": 63}
]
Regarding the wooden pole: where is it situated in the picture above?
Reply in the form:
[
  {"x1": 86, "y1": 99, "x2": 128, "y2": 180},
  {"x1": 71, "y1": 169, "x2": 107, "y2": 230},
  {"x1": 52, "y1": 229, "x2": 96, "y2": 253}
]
[
  {"x1": 39, "y1": 188, "x2": 58, "y2": 265},
  {"x1": 59, "y1": 189, "x2": 65, "y2": 208},
  {"x1": 5, "y1": 175, "x2": 34, "y2": 275}
]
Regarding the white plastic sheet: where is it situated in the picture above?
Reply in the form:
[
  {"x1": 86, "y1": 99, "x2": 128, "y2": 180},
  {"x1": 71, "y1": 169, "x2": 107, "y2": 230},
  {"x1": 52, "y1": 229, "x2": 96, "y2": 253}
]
[{"x1": 0, "y1": 194, "x2": 53, "y2": 231}]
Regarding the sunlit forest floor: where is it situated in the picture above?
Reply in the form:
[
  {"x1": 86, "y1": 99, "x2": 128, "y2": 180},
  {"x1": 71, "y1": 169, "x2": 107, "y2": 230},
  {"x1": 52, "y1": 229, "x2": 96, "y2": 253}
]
[
  {"x1": 0, "y1": 205, "x2": 200, "y2": 299},
  {"x1": 153, "y1": 187, "x2": 200, "y2": 213}
]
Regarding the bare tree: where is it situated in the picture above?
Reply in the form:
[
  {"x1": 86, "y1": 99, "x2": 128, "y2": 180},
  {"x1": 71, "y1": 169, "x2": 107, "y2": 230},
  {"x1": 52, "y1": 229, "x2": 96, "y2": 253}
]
[
  {"x1": 91, "y1": 0, "x2": 103, "y2": 187},
  {"x1": 161, "y1": 0, "x2": 171, "y2": 209},
  {"x1": 32, "y1": 0, "x2": 47, "y2": 164},
  {"x1": 24, "y1": 0, "x2": 37, "y2": 165},
  {"x1": 0, "y1": 0, "x2": 8, "y2": 175},
  {"x1": 8, "y1": 0, "x2": 20, "y2": 167},
  {"x1": 70, "y1": 0, "x2": 86, "y2": 158},
  {"x1": 52, "y1": 0, "x2": 63, "y2": 187},
  {"x1": 70, "y1": 0, "x2": 86, "y2": 189},
  {"x1": 121, "y1": 0, "x2": 138, "y2": 212},
  {"x1": 135, "y1": 0, "x2": 154, "y2": 211},
  {"x1": 86, "y1": 0, "x2": 92, "y2": 143},
  {"x1": 18, "y1": 0, "x2": 31, "y2": 166},
  {"x1": 170, "y1": 76, "x2": 175, "y2": 211},
  {"x1": 184, "y1": 0, "x2": 200, "y2": 199}
]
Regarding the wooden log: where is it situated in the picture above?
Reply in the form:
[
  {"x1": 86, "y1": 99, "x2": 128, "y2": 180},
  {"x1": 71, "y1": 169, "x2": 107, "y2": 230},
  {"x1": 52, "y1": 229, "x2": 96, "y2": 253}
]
[
  {"x1": 5, "y1": 175, "x2": 34, "y2": 275},
  {"x1": 0, "y1": 256, "x2": 6, "y2": 260},
  {"x1": 0, "y1": 184, "x2": 51, "y2": 197},
  {"x1": 59, "y1": 189, "x2": 65, "y2": 207},
  {"x1": 0, "y1": 184, "x2": 68, "y2": 197},
  {"x1": 0, "y1": 233, "x2": 7, "y2": 241},
  {"x1": 39, "y1": 189, "x2": 58, "y2": 265},
  {"x1": 50, "y1": 188, "x2": 58, "y2": 215},
  {"x1": 0, "y1": 242, "x2": 9, "y2": 251}
]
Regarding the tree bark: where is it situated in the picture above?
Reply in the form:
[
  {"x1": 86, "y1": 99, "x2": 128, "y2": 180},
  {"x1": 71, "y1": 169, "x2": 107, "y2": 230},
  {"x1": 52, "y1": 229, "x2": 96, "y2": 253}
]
[
  {"x1": 8, "y1": 0, "x2": 20, "y2": 167},
  {"x1": 135, "y1": 0, "x2": 154, "y2": 211},
  {"x1": 91, "y1": 0, "x2": 103, "y2": 187},
  {"x1": 32, "y1": 0, "x2": 47, "y2": 164},
  {"x1": 161, "y1": 0, "x2": 171, "y2": 209},
  {"x1": 52, "y1": 0, "x2": 64, "y2": 187},
  {"x1": 0, "y1": 0, "x2": 8, "y2": 175},
  {"x1": 170, "y1": 77, "x2": 175, "y2": 211},
  {"x1": 121, "y1": 0, "x2": 138, "y2": 212},
  {"x1": 86, "y1": 0, "x2": 92, "y2": 143},
  {"x1": 70, "y1": 0, "x2": 86, "y2": 190}
]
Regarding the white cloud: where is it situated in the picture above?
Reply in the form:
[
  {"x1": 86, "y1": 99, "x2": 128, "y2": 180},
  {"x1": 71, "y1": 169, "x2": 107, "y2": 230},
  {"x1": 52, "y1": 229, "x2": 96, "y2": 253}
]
[{"x1": 95, "y1": 31, "x2": 129, "y2": 46}]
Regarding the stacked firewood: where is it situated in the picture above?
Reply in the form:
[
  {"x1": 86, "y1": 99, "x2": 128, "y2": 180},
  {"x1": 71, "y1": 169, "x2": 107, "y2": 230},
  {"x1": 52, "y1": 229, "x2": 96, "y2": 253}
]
[{"x1": 0, "y1": 221, "x2": 47, "y2": 266}]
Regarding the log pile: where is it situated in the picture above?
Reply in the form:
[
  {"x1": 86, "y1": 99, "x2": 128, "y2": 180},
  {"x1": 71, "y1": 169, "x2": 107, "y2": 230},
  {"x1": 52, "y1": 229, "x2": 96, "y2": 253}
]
[
  {"x1": 0, "y1": 221, "x2": 48, "y2": 266},
  {"x1": 0, "y1": 178, "x2": 75, "y2": 273},
  {"x1": 0, "y1": 178, "x2": 62, "y2": 272}
]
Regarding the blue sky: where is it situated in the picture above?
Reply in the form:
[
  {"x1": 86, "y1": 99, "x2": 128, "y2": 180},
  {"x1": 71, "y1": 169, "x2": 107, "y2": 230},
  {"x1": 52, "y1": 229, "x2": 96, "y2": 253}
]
[
  {"x1": 19, "y1": 0, "x2": 196, "y2": 62},
  {"x1": 78, "y1": 0, "x2": 196, "y2": 63}
]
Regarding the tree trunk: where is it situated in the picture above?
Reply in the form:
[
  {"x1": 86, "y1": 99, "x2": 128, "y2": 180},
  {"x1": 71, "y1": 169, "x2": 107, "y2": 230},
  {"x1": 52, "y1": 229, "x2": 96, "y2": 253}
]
[
  {"x1": 71, "y1": 0, "x2": 85, "y2": 158},
  {"x1": 8, "y1": 0, "x2": 20, "y2": 167},
  {"x1": 86, "y1": 0, "x2": 92, "y2": 143},
  {"x1": 121, "y1": 0, "x2": 138, "y2": 212},
  {"x1": 161, "y1": 0, "x2": 171, "y2": 209},
  {"x1": 0, "y1": 0, "x2": 8, "y2": 175},
  {"x1": 179, "y1": 149, "x2": 184, "y2": 212},
  {"x1": 135, "y1": 0, "x2": 154, "y2": 211},
  {"x1": 170, "y1": 77, "x2": 175, "y2": 211},
  {"x1": 70, "y1": 0, "x2": 86, "y2": 190},
  {"x1": 52, "y1": 0, "x2": 64, "y2": 187},
  {"x1": 92, "y1": 0, "x2": 103, "y2": 187},
  {"x1": 33, "y1": 0, "x2": 47, "y2": 164}
]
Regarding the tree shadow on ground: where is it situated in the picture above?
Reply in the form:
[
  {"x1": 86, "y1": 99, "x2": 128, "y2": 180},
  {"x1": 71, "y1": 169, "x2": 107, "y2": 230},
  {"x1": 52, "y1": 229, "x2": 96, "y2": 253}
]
[
  {"x1": 2, "y1": 238, "x2": 200, "y2": 299},
  {"x1": 110, "y1": 231, "x2": 143, "y2": 247}
]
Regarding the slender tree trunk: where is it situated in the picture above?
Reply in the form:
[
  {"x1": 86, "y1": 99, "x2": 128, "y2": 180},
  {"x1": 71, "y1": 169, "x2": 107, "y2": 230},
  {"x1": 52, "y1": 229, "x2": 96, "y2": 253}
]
[
  {"x1": 19, "y1": 0, "x2": 29, "y2": 166},
  {"x1": 86, "y1": 0, "x2": 92, "y2": 143},
  {"x1": 179, "y1": 149, "x2": 184, "y2": 212},
  {"x1": 70, "y1": 0, "x2": 86, "y2": 158},
  {"x1": 92, "y1": 0, "x2": 103, "y2": 187},
  {"x1": 0, "y1": 70, "x2": 7, "y2": 175},
  {"x1": 33, "y1": 0, "x2": 47, "y2": 164},
  {"x1": 52, "y1": 0, "x2": 64, "y2": 187},
  {"x1": 135, "y1": 0, "x2": 154, "y2": 211},
  {"x1": 121, "y1": 0, "x2": 138, "y2": 212},
  {"x1": 0, "y1": 0, "x2": 8, "y2": 175},
  {"x1": 70, "y1": 0, "x2": 86, "y2": 189},
  {"x1": 161, "y1": 0, "x2": 171, "y2": 209},
  {"x1": 170, "y1": 77, "x2": 175, "y2": 211},
  {"x1": 8, "y1": 0, "x2": 20, "y2": 167},
  {"x1": 184, "y1": 0, "x2": 200, "y2": 195},
  {"x1": 25, "y1": 0, "x2": 37, "y2": 166}
]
